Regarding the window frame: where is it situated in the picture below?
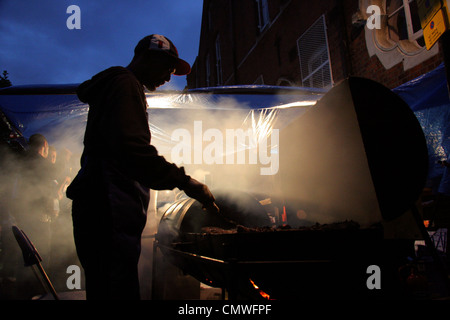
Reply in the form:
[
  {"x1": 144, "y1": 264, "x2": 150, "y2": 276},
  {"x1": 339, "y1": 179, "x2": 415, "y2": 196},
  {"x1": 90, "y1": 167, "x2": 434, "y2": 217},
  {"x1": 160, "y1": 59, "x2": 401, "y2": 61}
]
[
  {"x1": 215, "y1": 35, "x2": 223, "y2": 86},
  {"x1": 297, "y1": 15, "x2": 333, "y2": 89},
  {"x1": 386, "y1": 0, "x2": 424, "y2": 47},
  {"x1": 206, "y1": 53, "x2": 211, "y2": 87},
  {"x1": 256, "y1": 0, "x2": 270, "y2": 32}
]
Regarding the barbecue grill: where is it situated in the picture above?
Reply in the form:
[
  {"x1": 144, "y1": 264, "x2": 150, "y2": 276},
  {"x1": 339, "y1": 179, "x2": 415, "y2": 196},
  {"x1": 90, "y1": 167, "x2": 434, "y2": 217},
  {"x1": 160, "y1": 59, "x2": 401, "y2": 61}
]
[{"x1": 154, "y1": 77, "x2": 432, "y2": 299}]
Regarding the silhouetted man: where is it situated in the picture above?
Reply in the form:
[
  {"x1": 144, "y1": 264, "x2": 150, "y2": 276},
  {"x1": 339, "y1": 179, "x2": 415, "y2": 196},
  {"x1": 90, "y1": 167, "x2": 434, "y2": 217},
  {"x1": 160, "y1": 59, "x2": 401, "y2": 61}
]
[{"x1": 67, "y1": 35, "x2": 218, "y2": 300}]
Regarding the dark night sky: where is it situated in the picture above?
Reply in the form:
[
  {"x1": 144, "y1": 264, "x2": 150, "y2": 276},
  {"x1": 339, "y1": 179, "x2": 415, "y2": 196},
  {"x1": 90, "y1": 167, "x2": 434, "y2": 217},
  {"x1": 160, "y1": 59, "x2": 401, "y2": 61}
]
[{"x1": 0, "y1": 0, "x2": 203, "y2": 90}]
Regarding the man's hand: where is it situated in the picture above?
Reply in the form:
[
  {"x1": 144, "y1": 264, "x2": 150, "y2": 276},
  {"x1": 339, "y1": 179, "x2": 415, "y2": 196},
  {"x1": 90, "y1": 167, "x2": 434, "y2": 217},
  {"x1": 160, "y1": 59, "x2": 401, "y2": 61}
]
[{"x1": 182, "y1": 177, "x2": 219, "y2": 214}]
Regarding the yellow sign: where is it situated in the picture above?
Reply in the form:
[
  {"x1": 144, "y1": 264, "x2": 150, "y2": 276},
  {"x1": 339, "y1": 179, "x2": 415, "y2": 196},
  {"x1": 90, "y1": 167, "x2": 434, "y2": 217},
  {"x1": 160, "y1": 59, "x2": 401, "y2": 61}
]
[
  {"x1": 417, "y1": 0, "x2": 443, "y2": 29},
  {"x1": 423, "y1": 8, "x2": 447, "y2": 49}
]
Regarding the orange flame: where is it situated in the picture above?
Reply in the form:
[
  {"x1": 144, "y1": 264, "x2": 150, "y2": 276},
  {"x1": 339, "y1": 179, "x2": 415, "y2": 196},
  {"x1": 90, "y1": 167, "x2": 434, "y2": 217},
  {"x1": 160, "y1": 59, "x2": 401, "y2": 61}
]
[{"x1": 249, "y1": 279, "x2": 271, "y2": 300}]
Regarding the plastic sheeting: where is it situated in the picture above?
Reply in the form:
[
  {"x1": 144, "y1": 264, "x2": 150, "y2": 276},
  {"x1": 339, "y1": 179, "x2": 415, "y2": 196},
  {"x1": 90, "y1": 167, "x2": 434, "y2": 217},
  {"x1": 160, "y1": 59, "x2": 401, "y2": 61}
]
[
  {"x1": 0, "y1": 86, "x2": 324, "y2": 192},
  {"x1": 393, "y1": 63, "x2": 450, "y2": 194},
  {"x1": 0, "y1": 87, "x2": 318, "y2": 147},
  {"x1": 1, "y1": 66, "x2": 449, "y2": 195}
]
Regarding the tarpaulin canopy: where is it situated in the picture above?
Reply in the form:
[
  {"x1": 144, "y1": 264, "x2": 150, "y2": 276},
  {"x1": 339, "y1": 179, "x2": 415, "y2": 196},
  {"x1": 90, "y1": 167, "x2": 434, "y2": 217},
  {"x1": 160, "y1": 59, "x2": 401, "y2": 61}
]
[
  {"x1": 393, "y1": 63, "x2": 450, "y2": 194},
  {"x1": 0, "y1": 85, "x2": 324, "y2": 201},
  {"x1": 0, "y1": 68, "x2": 447, "y2": 225},
  {"x1": 0, "y1": 85, "x2": 323, "y2": 156}
]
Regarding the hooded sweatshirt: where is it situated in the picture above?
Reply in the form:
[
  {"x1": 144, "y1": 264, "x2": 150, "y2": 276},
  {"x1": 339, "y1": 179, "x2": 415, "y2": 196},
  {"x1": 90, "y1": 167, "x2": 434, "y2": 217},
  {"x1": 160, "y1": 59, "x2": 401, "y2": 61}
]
[{"x1": 67, "y1": 66, "x2": 189, "y2": 199}]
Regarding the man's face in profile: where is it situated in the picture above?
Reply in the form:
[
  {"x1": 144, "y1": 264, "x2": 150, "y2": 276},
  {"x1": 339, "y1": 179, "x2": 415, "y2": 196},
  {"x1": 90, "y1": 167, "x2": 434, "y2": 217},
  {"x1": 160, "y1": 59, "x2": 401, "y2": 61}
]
[{"x1": 139, "y1": 53, "x2": 176, "y2": 91}]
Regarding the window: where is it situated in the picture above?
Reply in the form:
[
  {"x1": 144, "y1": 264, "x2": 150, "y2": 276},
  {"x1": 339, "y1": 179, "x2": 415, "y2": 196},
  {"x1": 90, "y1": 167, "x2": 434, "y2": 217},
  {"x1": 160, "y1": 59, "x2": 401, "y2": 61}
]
[
  {"x1": 297, "y1": 15, "x2": 332, "y2": 89},
  {"x1": 387, "y1": 0, "x2": 425, "y2": 48},
  {"x1": 362, "y1": 0, "x2": 438, "y2": 71},
  {"x1": 256, "y1": 0, "x2": 270, "y2": 31},
  {"x1": 206, "y1": 53, "x2": 211, "y2": 87},
  {"x1": 208, "y1": 4, "x2": 212, "y2": 31},
  {"x1": 215, "y1": 35, "x2": 223, "y2": 86}
]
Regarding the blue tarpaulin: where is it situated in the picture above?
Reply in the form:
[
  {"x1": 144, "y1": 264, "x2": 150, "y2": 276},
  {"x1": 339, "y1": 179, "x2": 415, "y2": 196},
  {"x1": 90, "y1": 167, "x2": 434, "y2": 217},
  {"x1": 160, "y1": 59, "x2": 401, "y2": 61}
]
[{"x1": 393, "y1": 63, "x2": 450, "y2": 194}]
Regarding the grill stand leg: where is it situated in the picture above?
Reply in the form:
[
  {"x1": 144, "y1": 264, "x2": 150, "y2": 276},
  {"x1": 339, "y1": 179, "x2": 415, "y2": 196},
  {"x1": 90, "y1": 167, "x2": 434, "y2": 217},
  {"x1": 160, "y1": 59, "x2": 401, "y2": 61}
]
[
  {"x1": 151, "y1": 239, "x2": 162, "y2": 299},
  {"x1": 227, "y1": 259, "x2": 238, "y2": 300},
  {"x1": 411, "y1": 205, "x2": 450, "y2": 295}
]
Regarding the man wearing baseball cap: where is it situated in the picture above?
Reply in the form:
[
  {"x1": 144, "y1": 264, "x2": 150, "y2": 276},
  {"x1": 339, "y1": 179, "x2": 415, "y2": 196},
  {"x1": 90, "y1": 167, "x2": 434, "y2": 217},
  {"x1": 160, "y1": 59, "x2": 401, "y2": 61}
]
[{"x1": 67, "y1": 34, "x2": 218, "y2": 300}]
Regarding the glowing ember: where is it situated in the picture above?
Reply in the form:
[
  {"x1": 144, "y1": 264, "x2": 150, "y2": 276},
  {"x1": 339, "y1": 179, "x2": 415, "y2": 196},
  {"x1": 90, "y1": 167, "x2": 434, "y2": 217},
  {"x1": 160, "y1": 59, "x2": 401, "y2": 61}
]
[{"x1": 249, "y1": 279, "x2": 271, "y2": 300}]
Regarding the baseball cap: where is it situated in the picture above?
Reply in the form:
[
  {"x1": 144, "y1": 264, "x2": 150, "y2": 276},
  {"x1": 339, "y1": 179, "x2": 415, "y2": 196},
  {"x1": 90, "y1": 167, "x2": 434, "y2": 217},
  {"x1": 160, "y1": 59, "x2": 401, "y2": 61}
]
[{"x1": 134, "y1": 34, "x2": 191, "y2": 76}]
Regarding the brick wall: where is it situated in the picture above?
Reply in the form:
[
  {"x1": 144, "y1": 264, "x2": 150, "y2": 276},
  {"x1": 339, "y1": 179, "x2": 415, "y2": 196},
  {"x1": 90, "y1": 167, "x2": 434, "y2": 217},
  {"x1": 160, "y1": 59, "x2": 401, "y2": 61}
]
[
  {"x1": 188, "y1": 0, "x2": 445, "y2": 90},
  {"x1": 340, "y1": 0, "x2": 444, "y2": 89}
]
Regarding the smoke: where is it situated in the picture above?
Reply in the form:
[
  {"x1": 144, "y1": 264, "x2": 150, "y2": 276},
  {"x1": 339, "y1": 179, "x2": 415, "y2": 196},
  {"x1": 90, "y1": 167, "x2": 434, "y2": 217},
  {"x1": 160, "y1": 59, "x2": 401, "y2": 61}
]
[
  {"x1": 0, "y1": 139, "x2": 82, "y2": 297},
  {"x1": 147, "y1": 85, "x2": 390, "y2": 229},
  {"x1": 147, "y1": 93, "x2": 302, "y2": 193},
  {"x1": 0, "y1": 97, "x2": 85, "y2": 297},
  {"x1": 2, "y1": 82, "x2": 401, "y2": 297},
  {"x1": 273, "y1": 82, "x2": 383, "y2": 227},
  {"x1": 145, "y1": 94, "x2": 288, "y2": 236}
]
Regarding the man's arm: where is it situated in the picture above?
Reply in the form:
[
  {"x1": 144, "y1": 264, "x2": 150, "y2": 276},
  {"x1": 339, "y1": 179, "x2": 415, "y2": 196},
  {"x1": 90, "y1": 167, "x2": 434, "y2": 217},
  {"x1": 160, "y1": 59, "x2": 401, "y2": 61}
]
[{"x1": 107, "y1": 75, "x2": 218, "y2": 211}]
